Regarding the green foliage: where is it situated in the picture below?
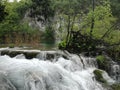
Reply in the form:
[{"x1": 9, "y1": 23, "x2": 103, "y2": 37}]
[
  {"x1": 53, "y1": 0, "x2": 91, "y2": 46},
  {"x1": 17, "y1": 0, "x2": 32, "y2": 18},
  {"x1": 30, "y1": 0, "x2": 54, "y2": 21},
  {"x1": 53, "y1": 0, "x2": 90, "y2": 15},
  {"x1": 57, "y1": 0, "x2": 120, "y2": 61},
  {"x1": 58, "y1": 40, "x2": 66, "y2": 50},
  {"x1": 93, "y1": 69, "x2": 107, "y2": 83},
  {"x1": 110, "y1": 0, "x2": 120, "y2": 20},
  {"x1": 41, "y1": 26, "x2": 55, "y2": 44},
  {"x1": 5, "y1": 0, "x2": 31, "y2": 24},
  {"x1": 0, "y1": 1, "x2": 8, "y2": 22},
  {"x1": 81, "y1": 0, "x2": 116, "y2": 38},
  {"x1": 96, "y1": 55, "x2": 105, "y2": 64},
  {"x1": 0, "y1": 0, "x2": 40, "y2": 45},
  {"x1": 19, "y1": 22, "x2": 37, "y2": 33}
]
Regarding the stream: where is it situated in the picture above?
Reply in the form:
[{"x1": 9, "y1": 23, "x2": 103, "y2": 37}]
[{"x1": 0, "y1": 48, "x2": 119, "y2": 90}]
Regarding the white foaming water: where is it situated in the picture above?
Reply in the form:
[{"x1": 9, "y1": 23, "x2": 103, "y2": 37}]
[
  {"x1": 14, "y1": 54, "x2": 26, "y2": 59},
  {"x1": 102, "y1": 70, "x2": 115, "y2": 85},
  {"x1": 111, "y1": 64, "x2": 120, "y2": 82},
  {"x1": 0, "y1": 54, "x2": 106, "y2": 90}
]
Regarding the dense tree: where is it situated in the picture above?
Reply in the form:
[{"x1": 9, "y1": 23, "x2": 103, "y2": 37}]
[
  {"x1": 53, "y1": 0, "x2": 91, "y2": 44},
  {"x1": 0, "y1": 0, "x2": 40, "y2": 45},
  {"x1": 0, "y1": 1, "x2": 8, "y2": 22},
  {"x1": 29, "y1": 0, "x2": 54, "y2": 22},
  {"x1": 58, "y1": 0, "x2": 119, "y2": 53},
  {"x1": 110, "y1": 0, "x2": 120, "y2": 20}
]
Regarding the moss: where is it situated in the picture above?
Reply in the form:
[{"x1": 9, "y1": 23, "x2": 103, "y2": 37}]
[
  {"x1": 93, "y1": 69, "x2": 107, "y2": 83},
  {"x1": 110, "y1": 84, "x2": 120, "y2": 90},
  {"x1": 96, "y1": 55, "x2": 109, "y2": 71},
  {"x1": 96, "y1": 55, "x2": 105, "y2": 63},
  {"x1": 9, "y1": 44, "x2": 15, "y2": 48}
]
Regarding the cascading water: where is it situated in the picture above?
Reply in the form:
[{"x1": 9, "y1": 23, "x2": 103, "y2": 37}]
[
  {"x1": 110, "y1": 63, "x2": 120, "y2": 82},
  {"x1": 0, "y1": 49, "x2": 116, "y2": 90}
]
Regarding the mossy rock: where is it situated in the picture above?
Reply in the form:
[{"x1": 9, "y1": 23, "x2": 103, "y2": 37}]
[
  {"x1": 93, "y1": 69, "x2": 107, "y2": 83},
  {"x1": 96, "y1": 55, "x2": 105, "y2": 64},
  {"x1": 23, "y1": 52, "x2": 38, "y2": 59},
  {"x1": 1, "y1": 50, "x2": 39, "y2": 59},
  {"x1": 96, "y1": 55, "x2": 109, "y2": 72},
  {"x1": 46, "y1": 53, "x2": 54, "y2": 60},
  {"x1": 9, "y1": 51, "x2": 22, "y2": 57},
  {"x1": 1, "y1": 50, "x2": 10, "y2": 55},
  {"x1": 110, "y1": 84, "x2": 120, "y2": 90}
]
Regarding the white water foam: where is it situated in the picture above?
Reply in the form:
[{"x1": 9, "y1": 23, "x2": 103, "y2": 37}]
[{"x1": 0, "y1": 54, "x2": 106, "y2": 90}]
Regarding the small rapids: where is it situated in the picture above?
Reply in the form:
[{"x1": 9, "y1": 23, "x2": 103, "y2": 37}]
[{"x1": 0, "y1": 51, "x2": 112, "y2": 90}]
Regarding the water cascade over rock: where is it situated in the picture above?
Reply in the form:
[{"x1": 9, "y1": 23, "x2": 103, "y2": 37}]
[
  {"x1": 0, "y1": 49, "x2": 117, "y2": 90},
  {"x1": 109, "y1": 61, "x2": 120, "y2": 82}
]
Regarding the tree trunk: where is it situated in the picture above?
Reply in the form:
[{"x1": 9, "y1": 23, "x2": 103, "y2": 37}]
[
  {"x1": 66, "y1": 15, "x2": 71, "y2": 46},
  {"x1": 90, "y1": 0, "x2": 95, "y2": 39}
]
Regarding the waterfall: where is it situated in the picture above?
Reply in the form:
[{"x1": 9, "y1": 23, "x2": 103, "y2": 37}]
[
  {"x1": 110, "y1": 63, "x2": 120, "y2": 82},
  {"x1": 0, "y1": 50, "x2": 116, "y2": 90}
]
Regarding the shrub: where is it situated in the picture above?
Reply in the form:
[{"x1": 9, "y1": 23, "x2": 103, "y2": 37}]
[
  {"x1": 58, "y1": 40, "x2": 66, "y2": 50},
  {"x1": 42, "y1": 26, "x2": 55, "y2": 44}
]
